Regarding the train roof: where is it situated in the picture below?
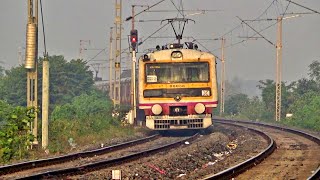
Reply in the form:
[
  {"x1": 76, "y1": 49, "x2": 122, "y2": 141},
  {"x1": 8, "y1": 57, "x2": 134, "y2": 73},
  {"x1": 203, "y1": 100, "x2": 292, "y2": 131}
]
[{"x1": 139, "y1": 48, "x2": 215, "y2": 62}]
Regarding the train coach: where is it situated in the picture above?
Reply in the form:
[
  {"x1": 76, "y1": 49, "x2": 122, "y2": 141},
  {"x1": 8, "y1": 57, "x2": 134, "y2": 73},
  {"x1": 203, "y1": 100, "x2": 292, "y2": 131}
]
[{"x1": 138, "y1": 43, "x2": 218, "y2": 131}]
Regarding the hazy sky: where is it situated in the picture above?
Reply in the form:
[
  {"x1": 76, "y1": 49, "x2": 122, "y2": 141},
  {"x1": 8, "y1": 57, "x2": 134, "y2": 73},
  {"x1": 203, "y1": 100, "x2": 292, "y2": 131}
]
[{"x1": 0, "y1": 0, "x2": 319, "y2": 82}]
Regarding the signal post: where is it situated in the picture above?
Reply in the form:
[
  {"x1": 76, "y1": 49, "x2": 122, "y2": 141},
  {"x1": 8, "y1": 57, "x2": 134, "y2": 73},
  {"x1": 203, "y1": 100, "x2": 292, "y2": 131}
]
[{"x1": 130, "y1": 29, "x2": 138, "y2": 123}]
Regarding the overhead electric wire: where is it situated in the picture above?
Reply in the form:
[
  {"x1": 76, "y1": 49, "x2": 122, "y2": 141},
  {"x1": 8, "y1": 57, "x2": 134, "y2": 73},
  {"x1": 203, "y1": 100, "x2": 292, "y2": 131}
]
[
  {"x1": 216, "y1": 0, "x2": 278, "y2": 39},
  {"x1": 125, "y1": 0, "x2": 167, "y2": 21},
  {"x1": 143, "y1": 9, "x2": 221, "y2": 13},
  {"x1": 86, "y1": 47, "x2": 108, "y2": 63},
  {"x1": 40, "y1": 0, "x2": 47, "y2": 54},
  {"x1": 191, "y1": 37, "x2": 222, "y2": 61},
  {"x1": 285, "y1": 0, "x2": 320, "y2": 15},
  {"x1": 283, "y1": 12, "x2": 315, "y2": 15},
  {"x1": 212, "y1": 0, "x2": 293, "y2": 52},
  {"x1": 237, "y1": 16, "x2": 276, "y2": 47},
  {"x1": 180, "y1": 0, "x2": 185, "y2": 18},
  {"x1": 213, "y1": 21, "x2": 278, "y2": 52},
  {"x1": 283, "y1": 0, "x2": 291, "y2": 16},
  {"x1": 121, "y1": 22, "x2": 170, "y2": 54},
  {"x1": 170, "y1": 0, "x2": 184, "y2": 17},
  {"x1": 136, "y1": 19, "x2": 163, "y2": 22},
  {"x1": 125, "y1": 0, "x2": 186, "y2": 53},
  {"x1": 138, "y1": 22, "x2": 170, "y2": 45}
]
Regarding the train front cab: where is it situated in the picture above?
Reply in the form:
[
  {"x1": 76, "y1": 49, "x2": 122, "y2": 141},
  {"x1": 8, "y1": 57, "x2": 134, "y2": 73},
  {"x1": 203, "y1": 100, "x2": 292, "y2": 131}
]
[{"x1": 138, "y1": 49, "x2": 218, "y2": 131}]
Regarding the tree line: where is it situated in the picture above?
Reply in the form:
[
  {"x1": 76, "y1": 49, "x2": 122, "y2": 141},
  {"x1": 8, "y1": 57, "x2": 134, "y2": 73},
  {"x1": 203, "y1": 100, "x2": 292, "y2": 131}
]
[
  {"x1": 222, "y1": 60, "x2": 320, "y2": 131},
  {"x1": 0, "y1": 55, "x2": 133, "y2": 163}
]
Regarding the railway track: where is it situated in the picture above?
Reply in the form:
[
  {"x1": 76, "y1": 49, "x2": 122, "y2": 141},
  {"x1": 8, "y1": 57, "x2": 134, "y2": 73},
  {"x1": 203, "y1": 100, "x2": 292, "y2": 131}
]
[
  {"x1": 1, "y1": 119, "x2": 318, "y2": 179},
  {"x1": 74, "y1": 122, "x2": 270, "y2": 179},
  {"x1": 0, "y1": 134, "x2": 159, "y2": 178},
  {"x1": 0, "y1": 134, "x2": 198, "y2": 179},
  {"x1": 202, "y1": 118, "x2": 320, "y2": 180}
]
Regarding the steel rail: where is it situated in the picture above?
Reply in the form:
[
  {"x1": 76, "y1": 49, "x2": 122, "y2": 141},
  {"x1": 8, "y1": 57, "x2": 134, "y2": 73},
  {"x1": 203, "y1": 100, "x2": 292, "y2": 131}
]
[
  {"x1": 15, "y1": 133, "x2": 199, "y2": 179},
  {"x1": 0, "y1": 134, "x2": 159, "y2": 175},
  {"x1": 206, "y1": 118, "x2": 320, "y2": 180},
  {"x1": 202, "y1": 120, "x2": 276, "y2": 179}
]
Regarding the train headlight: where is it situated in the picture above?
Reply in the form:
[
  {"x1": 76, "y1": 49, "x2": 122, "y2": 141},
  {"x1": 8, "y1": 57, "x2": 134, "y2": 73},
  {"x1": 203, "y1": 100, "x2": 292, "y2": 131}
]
[
  {"x1": 152, "y1": 104, "x2": 162, "y2": 115},
  {"x1": 195, "y1": 103, "x2": 205, "y2": 114},
  {"x1": 171, "y1": 51, "x2": 183, "y2": 59}
]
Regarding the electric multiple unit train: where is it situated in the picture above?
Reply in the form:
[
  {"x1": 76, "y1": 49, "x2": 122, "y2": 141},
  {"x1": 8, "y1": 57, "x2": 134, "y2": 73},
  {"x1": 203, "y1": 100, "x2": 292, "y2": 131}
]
[{"x1": 138, "y1": 43, "x2": 218, "y2": 131}]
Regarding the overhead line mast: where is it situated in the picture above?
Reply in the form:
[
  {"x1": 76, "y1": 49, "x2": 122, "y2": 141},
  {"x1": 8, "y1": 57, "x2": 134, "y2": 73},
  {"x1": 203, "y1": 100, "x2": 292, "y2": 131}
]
[
  {"x1": 239, "y1": 13, "x2": 300, "y2": 121},
  {"x1": 25, "y1": 0, "x2": 39, "y2": 146},
  {"x1": 114, "y1": 0, "x2": 122, "y2": 106},
  {"x1": 109, "y1": 27, "x2": 113, "y2": 102}
]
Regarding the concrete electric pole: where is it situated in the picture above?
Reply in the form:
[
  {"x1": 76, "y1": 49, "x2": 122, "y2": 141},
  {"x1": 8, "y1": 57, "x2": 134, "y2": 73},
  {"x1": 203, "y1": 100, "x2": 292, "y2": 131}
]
[
  {"x1": 41, "y1": 53, "x2": 49, "y2": 149},
  {"x1": 219, "y1": 38, "x2": 226, "y2": 116}
]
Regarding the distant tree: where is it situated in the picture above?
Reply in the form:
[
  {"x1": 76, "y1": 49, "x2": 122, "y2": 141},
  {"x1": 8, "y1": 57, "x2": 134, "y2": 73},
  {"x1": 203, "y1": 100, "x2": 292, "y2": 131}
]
[
  {"x1": 224, "y1": 80, "x2": 242, "y2": 99},
  {"x1": 0, "y1": 66, "x2": 4, "y2": 100},
  {"x1": 0, "y1": 65, "x2": 4, "y2": 77},
  {"x1": 308, "y1": 60, "x2": 320, "y2": 82},
  {"x1": 240, "y1": 96, "x2": 265, "y2": 120},
  {"x1": 0, "y1": 66, "x2": 27, "y2": 106},
  {"x1": 0, "y1": 55, "x2": 95, "y2": 109},
  {"x1": 292, "y1": 78, "x2": 318, "y2": 97},
  {"x1": 257, "y1": 79, "x2": 275, "y2": 113},
  {"x1": 37, "y1": 56, "x2": 95, "y2": 107},
  {"x1": 224, "y1": 93, "x2": 250, "y2": 115},
  {"x1": 257, "y1": 79, "x2": 294, "y2": 119}
]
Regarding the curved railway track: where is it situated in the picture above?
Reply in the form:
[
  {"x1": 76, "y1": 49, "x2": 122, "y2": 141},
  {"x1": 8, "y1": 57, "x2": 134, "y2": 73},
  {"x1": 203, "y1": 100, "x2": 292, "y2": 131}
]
[
  {"x1": 0, "y1": 134, "x2": 158, "y2": 176},
  {"x1": 1, "y1": 118, "x2": 318, "y2": 179},
  {"x1": 203, "y1": 118, "x2": 320, "y2": 180},
  {"x1": 0, "y1": 134, "x2": 198, "y2": 179},
  {"x1": 74, "y1": 121, "x2": 271, "y2": 179}
]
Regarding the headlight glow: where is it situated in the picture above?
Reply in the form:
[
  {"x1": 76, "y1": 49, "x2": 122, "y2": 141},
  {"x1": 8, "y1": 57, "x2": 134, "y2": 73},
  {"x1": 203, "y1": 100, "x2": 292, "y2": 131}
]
[
  {"x1": 171, "y1": 51, "x2": 183, "y2": 59},
  {"x1": 151, "y1": 104, "x2": 162, "y2": 115},
  {"x1": 195, "y1": 103, "x2": 205, "y2": 114}
]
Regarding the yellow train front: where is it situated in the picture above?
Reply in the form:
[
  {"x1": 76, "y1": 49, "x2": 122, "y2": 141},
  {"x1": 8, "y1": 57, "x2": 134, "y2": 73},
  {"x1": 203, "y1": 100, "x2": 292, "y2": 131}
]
[{"x1": 138, "y1": 44, "x2": 218, "y2": 131}]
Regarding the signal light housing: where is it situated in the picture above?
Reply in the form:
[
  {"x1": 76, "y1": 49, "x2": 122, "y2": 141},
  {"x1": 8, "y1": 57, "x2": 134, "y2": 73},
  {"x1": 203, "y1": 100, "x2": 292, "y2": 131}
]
[{"x1": 130, "y1": 29, "x2": 138, "y2": 51}]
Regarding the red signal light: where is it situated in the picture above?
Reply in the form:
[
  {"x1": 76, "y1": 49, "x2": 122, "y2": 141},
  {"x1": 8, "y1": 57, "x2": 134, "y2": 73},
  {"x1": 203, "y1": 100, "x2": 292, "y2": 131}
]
[
  {"x1": 131, "y1": 37, "x2": 137, "y2": 43},
  {"x1": 130, "y1": 29, "x2": 138, "y2": 50}
]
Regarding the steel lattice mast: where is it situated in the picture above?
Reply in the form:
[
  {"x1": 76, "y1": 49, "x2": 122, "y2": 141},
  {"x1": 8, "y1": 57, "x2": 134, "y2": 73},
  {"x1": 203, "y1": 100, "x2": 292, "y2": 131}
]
[
  {"x1": 275, "y1": 17, "x2": 282, "y2": 121},
  {"x1": 113, "y1": 0, "x2": 122, "y2": 106},
  {"x1": 26, "y1": 0, "x2": 39, "y2": 145}
]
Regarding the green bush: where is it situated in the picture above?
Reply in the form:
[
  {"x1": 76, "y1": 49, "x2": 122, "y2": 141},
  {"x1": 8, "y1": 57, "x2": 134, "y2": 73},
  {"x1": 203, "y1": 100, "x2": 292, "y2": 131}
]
[
  {"x1": 0, "y1": 100, "x2": 13, "y2": 123},
  {"x1": 283, "y1": 92, "x2": 320, "y2": 131},
  {"x1": 49, "y1": 90, "x2": 123, "y2": 152},
  {"x1": 51, "y1": 90, "x2": 113, "y2": 121},
  {"x1": 0, "y1": 107, "x2": 36, "y2": 163}
]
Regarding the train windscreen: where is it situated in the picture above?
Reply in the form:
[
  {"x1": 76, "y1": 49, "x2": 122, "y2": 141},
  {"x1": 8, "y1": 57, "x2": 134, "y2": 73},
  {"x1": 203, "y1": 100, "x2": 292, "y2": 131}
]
[{"x1": 145, "y1": 62, "x2": 209, "y2": 83}]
